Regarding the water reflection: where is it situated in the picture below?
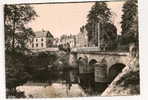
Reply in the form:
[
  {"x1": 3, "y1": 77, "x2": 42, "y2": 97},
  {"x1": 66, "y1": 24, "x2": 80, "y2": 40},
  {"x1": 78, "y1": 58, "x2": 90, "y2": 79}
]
[
  {"x1": 16, "y1": 67, "x2": 108, "y2": 98},
  {"x1": 17, "y1": 83, "x2": 86, "y2": 98},
  {"x1": 16, "y1": 52, "x2": 109, "y2": 98}
]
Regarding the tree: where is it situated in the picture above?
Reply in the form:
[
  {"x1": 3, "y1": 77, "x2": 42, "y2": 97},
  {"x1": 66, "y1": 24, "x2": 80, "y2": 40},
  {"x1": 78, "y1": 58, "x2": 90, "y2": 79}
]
[
  {"x1": 87, "y1": 2, "x2": 111, "y2": 24},
  {"x1": 85, "y1": 1, "x2": 117, "y2": 50},
  {"x1": 80, "y1": 25, "x2": 85, "y2": 33},
  {"x1": 120, "y1": 0, "x2": 138, "y2": 45},
  {"x1": 86, "y1": 2, "x2": 111, "y2": 45},
  {"x1": 4, "y1": 4, "x2": 37, "y2": 95},
  {"x1": 4, "y1": 5, "x2": 37, "y2": 52},
  {"x1": 100, "y1": 22, "x2": 117, "y2": 50}
]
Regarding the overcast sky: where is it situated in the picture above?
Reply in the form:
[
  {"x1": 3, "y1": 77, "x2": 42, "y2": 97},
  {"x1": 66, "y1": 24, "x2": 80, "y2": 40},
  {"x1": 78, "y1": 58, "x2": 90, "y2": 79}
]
[{"x1": 28, "y1": 1, "x2": 125, "y2": 38}]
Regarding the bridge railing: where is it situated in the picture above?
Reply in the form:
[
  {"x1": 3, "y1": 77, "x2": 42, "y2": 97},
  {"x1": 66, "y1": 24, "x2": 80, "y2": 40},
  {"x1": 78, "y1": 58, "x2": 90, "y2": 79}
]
[
  {"x1": 30, "y1": 47, "x2": 59, "y2": 53},
  {"x1": 71, "y1": 45, "x2": 129, "y2": 53},
  {"x1": 100, "y1": 45, "x2": 129, "y2": 52}
]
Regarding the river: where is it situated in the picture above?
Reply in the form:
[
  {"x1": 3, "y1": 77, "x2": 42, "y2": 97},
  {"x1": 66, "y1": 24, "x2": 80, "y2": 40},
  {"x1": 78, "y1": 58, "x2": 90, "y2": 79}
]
[
  {"x1": 16, "y1": 51, "x2": 104, "y2": 98},
  {"x1": 16, "y1": 82, "x2": 87, "y2": 98}
]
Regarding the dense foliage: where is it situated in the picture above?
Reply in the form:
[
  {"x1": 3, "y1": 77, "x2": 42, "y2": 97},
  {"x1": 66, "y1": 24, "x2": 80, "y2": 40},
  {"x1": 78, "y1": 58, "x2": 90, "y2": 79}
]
[
  {"x1": 26, "y1": 52, "x2": 58, "y2": 82},
  {"x1": 5, "y1": 5, "x2": 37, "y2": 91},
  {"x1": 6, "y1": 51, "x2": 31, "y2": 89},
  {"x1": 120, "y1": 0, "x2": 138, "y2": 45},
  {"x1": 4, "y1": 5, "x2": 37, "y2": 52},
  {"x1": 85, "y1": 2, "x2": 117, "y2": 50},
  {"x1": 100, "y1": 22, "x2": 117, "y2": 50},
  {"x1": 85, "y1": 2, "x2": 111, "y2": 43}
]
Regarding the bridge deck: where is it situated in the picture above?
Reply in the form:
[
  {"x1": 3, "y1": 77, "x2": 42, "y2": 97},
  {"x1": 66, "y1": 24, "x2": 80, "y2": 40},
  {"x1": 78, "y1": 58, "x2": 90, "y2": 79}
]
[
  {"x1": 31, "y1": 47, "x2": 59, "y2": 53},
  {"x1": 71, "y1": 47, "x2": 129, "y2": 56}
]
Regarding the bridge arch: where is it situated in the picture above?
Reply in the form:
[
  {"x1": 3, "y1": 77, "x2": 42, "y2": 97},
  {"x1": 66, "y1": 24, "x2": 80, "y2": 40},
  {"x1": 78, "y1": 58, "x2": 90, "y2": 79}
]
[
  {"x1": 88, "y1": 59, "x2": 98, "y2": 73},
  {"x1": 108, "y1": 63, "x2": 126, "y2": 82},
  {"x1": 89, "y1": 59, "x2": 97, "y2": 65},
  {"x1": 78, "y1": 57, "x2": 82, "y2": 60}
]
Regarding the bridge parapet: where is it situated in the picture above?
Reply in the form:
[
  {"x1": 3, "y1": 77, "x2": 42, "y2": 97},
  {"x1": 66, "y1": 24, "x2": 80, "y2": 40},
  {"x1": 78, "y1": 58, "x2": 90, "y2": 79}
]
[
  {"x1": 31, "y1": 47, "x2": 59, "y2": 53},
  {"x1": 71, "y1": 47, "x2": 129, "y2": 56},
  {"x1": 71, "y1": 47, "x2": 100, "y2": 52}
]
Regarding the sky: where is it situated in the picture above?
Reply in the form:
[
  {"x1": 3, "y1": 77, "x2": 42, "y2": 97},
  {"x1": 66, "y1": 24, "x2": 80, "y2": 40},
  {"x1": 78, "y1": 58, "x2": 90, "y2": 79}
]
[{"x1": 28, "y1": 1, "x2": 125, "y2": 38}]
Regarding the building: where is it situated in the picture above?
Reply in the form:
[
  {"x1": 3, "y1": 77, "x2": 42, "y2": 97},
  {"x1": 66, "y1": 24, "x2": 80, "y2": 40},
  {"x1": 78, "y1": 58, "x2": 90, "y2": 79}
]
[
  {"x1": 27, "y1": 30, "x2": 54, "y2": 50},
  {"x1": 52, "y1": 38, "x2": 60, "y2": 47},
  {"x1": 59, "y1": 34, "x2": 76, "y2": 48},
  {"x1": 75, "y1": 27, "x2": 88, "y2": 47}
]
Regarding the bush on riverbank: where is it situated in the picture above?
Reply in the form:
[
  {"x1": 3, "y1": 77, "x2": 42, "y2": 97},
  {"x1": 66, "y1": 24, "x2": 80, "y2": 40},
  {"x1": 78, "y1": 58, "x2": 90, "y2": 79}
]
[
  {"x1": 26, "y1": 51, "x2": 58, "y2": 82},
  {"x1": 6, "y1": 50, "x2": 31, "y2": 98},
  {"x1": 6, "y1": 50, "x2": 31, "y2": 89}
]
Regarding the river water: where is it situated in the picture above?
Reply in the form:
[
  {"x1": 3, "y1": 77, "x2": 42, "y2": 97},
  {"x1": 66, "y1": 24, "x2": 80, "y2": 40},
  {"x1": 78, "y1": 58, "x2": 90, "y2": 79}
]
[
  {"x1": 16, "y1": 52, "x2": 105, "y2": 98},
  {"x1": 16, "y1": 83, "x2": 87, "y2": 98}
]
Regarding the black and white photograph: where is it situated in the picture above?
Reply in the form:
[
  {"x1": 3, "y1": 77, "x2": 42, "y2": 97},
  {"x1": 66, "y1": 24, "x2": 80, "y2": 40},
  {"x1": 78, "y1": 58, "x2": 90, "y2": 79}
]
[{"x1": 4, "y1": 0, "x2": 140, "y2": 98}]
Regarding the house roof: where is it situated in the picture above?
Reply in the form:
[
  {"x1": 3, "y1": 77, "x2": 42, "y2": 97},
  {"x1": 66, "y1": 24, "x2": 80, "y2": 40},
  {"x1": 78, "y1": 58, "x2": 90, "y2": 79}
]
[
  {"x1": 34, "y1": 30, "x2": 54, "y2": 38},
  {"x1": 35, "y1": 31, "x2": 48, "y2": 38}
]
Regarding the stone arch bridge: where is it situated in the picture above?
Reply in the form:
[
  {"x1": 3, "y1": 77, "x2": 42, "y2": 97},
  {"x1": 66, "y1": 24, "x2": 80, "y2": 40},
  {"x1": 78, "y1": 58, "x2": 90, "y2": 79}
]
[{"x1": 69, "y1": 47, "x2": 131, "y2": 82}]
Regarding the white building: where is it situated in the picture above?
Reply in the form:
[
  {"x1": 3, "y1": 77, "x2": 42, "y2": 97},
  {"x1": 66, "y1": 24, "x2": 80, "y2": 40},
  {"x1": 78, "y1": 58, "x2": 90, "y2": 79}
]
[
  {"x1": 75, "y1": 27, "x2": 88, "y2": 47},
  {"x1": 59, "y1": 35, "x2": 76, "y2": 48},
  {"x1": 52, "y1": 38, "x2": 59, "y2": 47},
  {"x1": 27, "y1": 30, "x2": 53, "y2": 50}
]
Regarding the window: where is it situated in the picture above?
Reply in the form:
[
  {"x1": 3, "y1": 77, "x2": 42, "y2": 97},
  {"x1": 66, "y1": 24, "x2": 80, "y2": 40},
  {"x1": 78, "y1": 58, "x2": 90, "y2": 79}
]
[
  {"x1": 36, "y1": 38, "x2": 38, "y2": 42},
  {"x1": 36, "y1": 43, "x2": 38, "y2": 47},
  {"x1": 41, "y1": 43, "x2": 44, "y2": 47},
  {"x1": 41, "y1": 38, "x2": 44, "y2": 41},
  {"x1": 32, "y1": 44, "x2": 34, "y2": 48}
]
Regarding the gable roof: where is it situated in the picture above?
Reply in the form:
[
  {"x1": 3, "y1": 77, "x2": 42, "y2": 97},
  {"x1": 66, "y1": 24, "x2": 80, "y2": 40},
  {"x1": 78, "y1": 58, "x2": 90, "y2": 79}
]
[
  {"x1": 35, "y1": 30, "x2": 53, "y2": 38},
  {"x1": 35, "y1": 31, "x2": 48, "y2": 38}
]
